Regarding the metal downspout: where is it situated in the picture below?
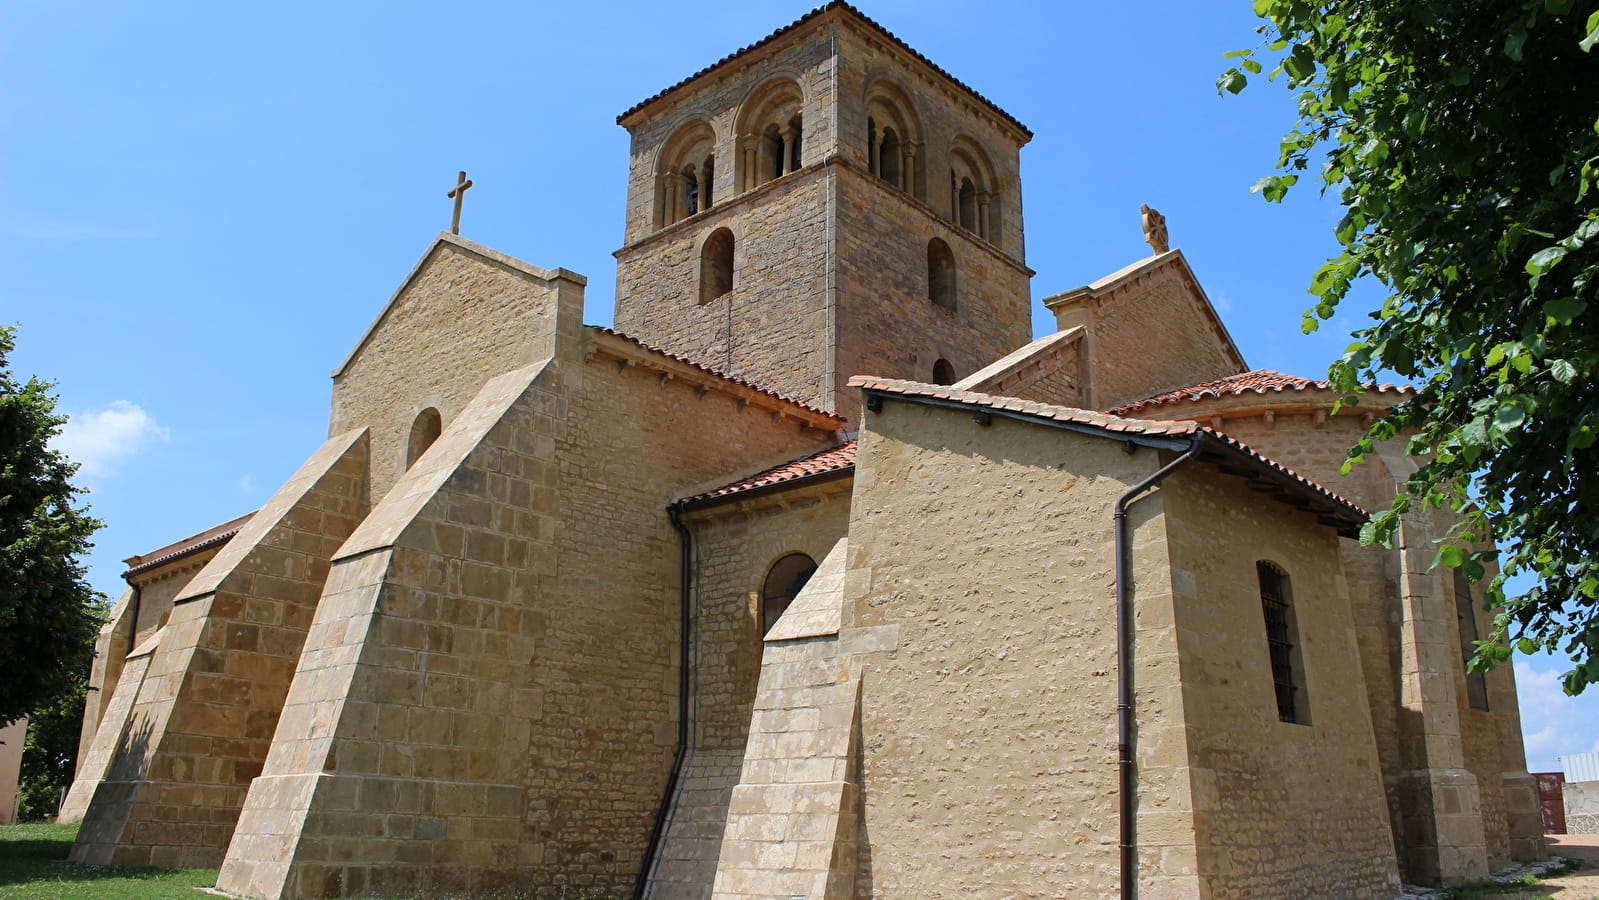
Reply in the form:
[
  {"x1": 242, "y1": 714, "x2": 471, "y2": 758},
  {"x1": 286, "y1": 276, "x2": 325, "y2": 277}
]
[
  {"x1": 1112, "y1": 435, "x2": 1202, "y2": 900},
  {"x1": 635, "y1": 502, "x2": 695, "y2": 899}
]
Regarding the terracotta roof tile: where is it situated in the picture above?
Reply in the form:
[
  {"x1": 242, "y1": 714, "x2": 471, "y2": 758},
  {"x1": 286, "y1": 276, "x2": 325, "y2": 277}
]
[
  {"x1": 684, "y1": 441, "x2": 858, "y2": 505},
  {"x1": 850, "y1": 376, "x2": 1368, "y2": 531},
  {"x1": 616, "y1": 2, "x2": 1031, "y2": 139},
  {"x1": 123, "y1": 511, "x2": 255, "y2": 578},
  {"x1": 1108, "y1": 369, "x2": 1413, "y2": 416},
  {"x1": 590, "y1": 326, "x2": 843, "y2": 422}
]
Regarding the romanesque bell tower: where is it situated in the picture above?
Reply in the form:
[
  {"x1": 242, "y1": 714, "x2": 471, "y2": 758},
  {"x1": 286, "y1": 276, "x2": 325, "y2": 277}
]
[{"x1": 612, "y1": 2, "x2": 1034, "y2": 424}]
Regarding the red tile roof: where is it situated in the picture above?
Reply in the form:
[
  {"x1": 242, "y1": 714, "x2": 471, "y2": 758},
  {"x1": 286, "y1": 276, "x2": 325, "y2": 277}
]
[
  {"x1": 1108, "y1": 369, "x2": 1413, "y2": 416},
  {"x1": 123, "y1": 511, "x2": 255, "y2": 579},
  {"x1": 683, "y1": 441, "x2": 858, "y2": 506},
  {"x1": 590, "y1": 327, "x2": 843, "y2": 422},
  {"x1": 850, "y1": 376, "x2": 1368, "y2": 535},
  {"x1": 616, "y1": 2, "x2": 1031, "y2": 139}
]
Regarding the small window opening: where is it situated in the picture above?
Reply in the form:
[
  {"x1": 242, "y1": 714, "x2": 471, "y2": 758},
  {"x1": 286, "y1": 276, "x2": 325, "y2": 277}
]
[
  {"x1": 1258, "y1": 561, "x2": 1309, "y2": 724},
  {"x1": 880, "y1": 128, "x2": 901, "y2": 188},
  {"x1": 762, "y1": 552, "x2": 817, "y2": 636},
  {"x1": 684, "y1": 167, "x2": 700, "y2": 217},
  {"x1": 407, "y1": 407, "x2": 442, "y2": 469},
  {"x1": 927, "y1": 237, "x2": 957, "y2": 311},
  {"x1": 700, "y1": 227, "x2": 735, "y2": 304},
  {"x1": 868, "y1": 117, "x2": 879, "y2": 175},
  {"x1": 958, "y1": 177, "x2": 977, "y2": 232},
  {"x1": 1455, "y1": 569, "x2": 1490, "y2": 711},
  {"x1": 932, "y1": 359, "x2": 956, "y2": 385},
  {"x1": 701, "y1": 156, "x2": 714, "y2": 210}
]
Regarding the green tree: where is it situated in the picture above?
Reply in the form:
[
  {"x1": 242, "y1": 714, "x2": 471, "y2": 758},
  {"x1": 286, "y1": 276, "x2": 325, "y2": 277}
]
[
  {"x1": 1220, "y1": 3, "x2": 1599, "y2": 692},
  {"x1": 0, "y1": 325, "x2": 104, "y2": 728}
]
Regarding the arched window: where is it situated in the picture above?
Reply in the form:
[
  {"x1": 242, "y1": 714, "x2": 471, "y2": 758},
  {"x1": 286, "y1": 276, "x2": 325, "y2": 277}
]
[
  {"x1": 700, "y1": 227, "x2": 735, "y2": 304},
  {"x1": 932, "y1": 359, "x2": 956, "y2": 385},
  {"x1": 1454, "y1": 569, "x2": 1490, "y2": 711},
  {"x1": 762, "y1": 552, "x2": 817, "y2": 635},
  {"x1": 949, "y1": 137, "x2": 999, "y2": 243},
  {"x1": 927, "y1": 237, "x2": 956, "y2": 311},
  {"x1": 1258, "y1": 561, "x2": 1310, "y2": 724},
  {"x1": 866, "y1": 81, "x2": 922, "y2": 197},
  {"x1": 735, "y1": 79, "x2": 804, "y2": 192},
  {"x1": 957, "y1": 177, "x2": 977, "y2": 232},
  {"x1": 655, "y1": 121, "x2": 716, "y2": 229},
  {"x1": 406, "y1": 407, "x2": 442, "y2": 469},
  {"x1": 879, "y1": 127, "x2": 901, "y2": 187}
]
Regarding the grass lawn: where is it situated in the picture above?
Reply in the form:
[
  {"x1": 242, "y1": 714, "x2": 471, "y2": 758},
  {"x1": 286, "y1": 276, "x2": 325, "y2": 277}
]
[{"x1": 0, "y1": 822, "x2": 218, "y2": 900}]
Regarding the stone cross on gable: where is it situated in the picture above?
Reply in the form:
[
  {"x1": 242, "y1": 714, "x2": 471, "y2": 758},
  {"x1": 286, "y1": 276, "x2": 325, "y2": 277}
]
[{"x1": 448, "y1": 171, "x2": 474, "y2": 235}]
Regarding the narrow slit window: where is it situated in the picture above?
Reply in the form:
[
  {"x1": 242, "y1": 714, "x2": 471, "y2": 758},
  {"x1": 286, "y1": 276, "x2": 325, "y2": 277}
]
[
  {"x1": 1258, "y1": 561, "x2": 1309, "y2": 724},
  {"x1": 927, "y1": 238, "x2": 956, "y2": 311}
]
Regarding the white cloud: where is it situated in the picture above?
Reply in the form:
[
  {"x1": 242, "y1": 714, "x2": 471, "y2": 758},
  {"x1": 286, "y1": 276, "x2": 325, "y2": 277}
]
[
  {"x1": 51, "y1": 401, "x2": 169, "y2": 478},
  {"x1": 1516, "y1": 658, "x2": 1593, "y2": 773}
]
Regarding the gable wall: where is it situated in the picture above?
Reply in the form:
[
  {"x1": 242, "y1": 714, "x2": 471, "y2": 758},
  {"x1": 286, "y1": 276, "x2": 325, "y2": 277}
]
[
  {"x1": 331, "y1": 241, "x2": 569, "y2": 501},
  {"x1": 1057, "y1": 259, "x2": 1244, "y2": 411}
]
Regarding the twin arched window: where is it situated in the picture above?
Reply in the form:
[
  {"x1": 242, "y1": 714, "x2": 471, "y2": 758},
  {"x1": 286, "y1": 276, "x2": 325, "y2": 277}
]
[
  {"x1": 866, "y1": 83, "x2": 921, "y2": 197},
  {"x1": 737, "y1": 79, "x2": 805, "y2": 193},
  {"x1": 949, "y1": 138, "x2": 999, "y2": 243},
  {"x1": 656, "y1": 123, "x2": 717, "y2": 229}
]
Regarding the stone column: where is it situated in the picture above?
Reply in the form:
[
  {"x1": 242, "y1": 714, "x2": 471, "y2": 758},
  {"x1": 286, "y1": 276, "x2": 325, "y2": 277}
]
[
  {"x1": 902, "y1": 142, "x2": 918, "y2": 196},
  {"x1": 1393, "y1": 514, "x2": 1490, "y2": 886},
  {"x1": 977, "y1": 193, "x2": 992, "y2": 240},
  {"x1": 784, "y1": 125, "x2": 800, "y2": 174}
]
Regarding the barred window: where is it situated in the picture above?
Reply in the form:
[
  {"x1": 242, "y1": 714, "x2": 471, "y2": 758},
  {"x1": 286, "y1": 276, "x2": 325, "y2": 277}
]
[{"x1": 1258, "y1": 561, "x2": 1309, "y2": 724}]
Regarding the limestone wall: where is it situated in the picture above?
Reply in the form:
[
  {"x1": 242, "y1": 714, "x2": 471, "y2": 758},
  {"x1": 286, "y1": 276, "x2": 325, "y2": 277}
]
[
  {"x1": 830, "y1": 21, "x2": 1029, "y2": 261},
  {"x1": 839, "y1": 401, "x2": 1180, "y2": 898},
  {"x1": 67, "y1": 430, "x2": 368, "y2": 868},
  {"x1": 1563, "y1": 781, "x2": 1599, "y2": 833},
  {"x1": 832, "y1": 168, "x2": 1032, "y2": 420},
  {"x1": 1046, "y1": 253, "x2": 1244, "y2": 412},
  {"x1": 614, "y1": 170, "x2": 834, "y2": 411},
  {"x1": 1163, "y1": 463, "x2": 1401, "y2": 899},
  {"x1": 331, "y1": 234, "x2": 583, "y2": 502},
  {"x1": 219, "y1": 320, "x2": 838, "y2": 898}
]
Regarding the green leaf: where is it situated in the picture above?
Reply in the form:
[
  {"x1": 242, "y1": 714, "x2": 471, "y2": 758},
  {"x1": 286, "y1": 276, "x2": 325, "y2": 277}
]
[
  {"x1": 1551, "y1": 358, "x2": 1579, "y2": 383},
  {"x1": 1494, "y1": 402, "x2": 1527, "y2": 432},
  {"x1": 1518, "y1": 637, "x2": 1539, "y2": 655},
  {"x1": 1436, "y1": 544, "x2": 1467, "y2": 568},
  {"x1": 1218, "y1": 70, "x2": 1248, "y2": 95},
  {"x1": 1527, "y1": 245, "x2": 1569, "y2": 275},
  {"x1": 1583, "y1": 10, "x2": 1599, "y2": 52},
  {"x1": 1544, "y1": 296, "x2": 1588, "y2": 323}
]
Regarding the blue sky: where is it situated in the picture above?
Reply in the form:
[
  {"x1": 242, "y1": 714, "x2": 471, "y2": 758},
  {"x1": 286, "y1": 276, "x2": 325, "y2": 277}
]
[{"x1": 2, "y1": 0, "x2": 1588, "y2": 773}]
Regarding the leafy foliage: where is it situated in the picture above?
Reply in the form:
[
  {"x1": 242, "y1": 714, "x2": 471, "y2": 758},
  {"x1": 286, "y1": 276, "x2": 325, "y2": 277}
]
[
  {"x1": 1220, "y1": 3, "x2": 1599, "y2": 692},
  {"x1": 17, "y1": 657, "x2": 96, "y2": 820},
  {"x1": 0, "y1": 325, "x2": 105, "y2": 727}
]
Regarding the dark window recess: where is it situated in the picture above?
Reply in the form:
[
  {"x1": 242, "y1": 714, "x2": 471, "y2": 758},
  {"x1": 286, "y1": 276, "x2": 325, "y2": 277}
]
[
  {"x1": 1258, "y1": 561, "x2": 1301, "y2": 724},
  {"x1": 762, "y1": 552, "x2": 817, "y2": 636},
  {"x1": 700, "y1": 228, "x2": 735, "y2": 304}
]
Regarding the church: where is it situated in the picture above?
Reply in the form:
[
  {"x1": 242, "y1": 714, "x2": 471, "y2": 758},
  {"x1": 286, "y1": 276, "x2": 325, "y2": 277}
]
[{"x1": 60, "y1": 4, "x2": 1546, "y2": 898}]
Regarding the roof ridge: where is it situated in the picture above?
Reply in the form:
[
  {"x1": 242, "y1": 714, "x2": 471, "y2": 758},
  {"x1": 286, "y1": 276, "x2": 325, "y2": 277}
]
[
  {"x1": 616, "y1": 2, "x2": 1031, "y2": 138},
  {"x1": 849, "y1": 375, "x2": 1368, "y2": 528},
  {"x1": 1107, "y1": 368, "x2": 1414, "y2": 416},
  {"x1": 590, "y1": 326, "x2": 843, "y2": 422}
]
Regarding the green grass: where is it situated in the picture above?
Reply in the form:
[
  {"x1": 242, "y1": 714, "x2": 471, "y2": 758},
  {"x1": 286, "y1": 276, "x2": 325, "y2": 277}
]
[{"x1": 0, "y1": 822, "x2": 218, "y2": 900}]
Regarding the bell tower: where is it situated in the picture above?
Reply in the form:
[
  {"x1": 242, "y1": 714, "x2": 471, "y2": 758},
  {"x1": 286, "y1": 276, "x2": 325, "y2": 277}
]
[{"x1": 612, "y1": 2, "x2": 1034, "y2": 424}]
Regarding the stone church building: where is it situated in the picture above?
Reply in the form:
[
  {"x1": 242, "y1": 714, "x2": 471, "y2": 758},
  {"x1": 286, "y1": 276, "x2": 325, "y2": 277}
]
[{"x1": 61, "y1": 4, "x2": 1545, "y2": 898}]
